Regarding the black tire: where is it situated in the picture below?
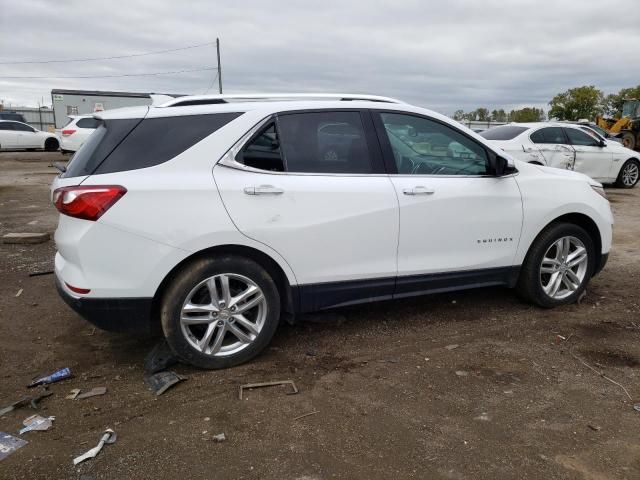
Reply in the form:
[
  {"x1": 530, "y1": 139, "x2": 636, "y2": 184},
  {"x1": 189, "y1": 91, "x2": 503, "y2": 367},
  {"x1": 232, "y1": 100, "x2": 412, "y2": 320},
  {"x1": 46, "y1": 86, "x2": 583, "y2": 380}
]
[
  {"x1": 160, "y1": 255, "x2": 281, "y2": 369},
  {"x1": 516, "y1": 222, "x2": 595, "y2": 308},
  {"x1": 44, "y1": 138, "x2": 59, "y2": 152},
  {"x1": 621, "y1": 132, "x2": 636, "y2": 151},
  {"x1": 615, "y1": 159, "x2": 640, "y2": 188}
]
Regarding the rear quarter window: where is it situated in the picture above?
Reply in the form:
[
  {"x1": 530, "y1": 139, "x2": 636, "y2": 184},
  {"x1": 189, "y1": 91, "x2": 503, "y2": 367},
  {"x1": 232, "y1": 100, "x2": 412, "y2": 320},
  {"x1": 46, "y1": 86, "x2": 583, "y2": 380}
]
[{"x1": 76, "y1": 118, "x2": 103, "y2": 129}]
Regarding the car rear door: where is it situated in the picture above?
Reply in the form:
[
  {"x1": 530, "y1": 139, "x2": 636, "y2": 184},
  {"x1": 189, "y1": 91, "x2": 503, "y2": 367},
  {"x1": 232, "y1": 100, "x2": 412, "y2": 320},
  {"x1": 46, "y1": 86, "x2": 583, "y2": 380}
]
[
  {"x1": 214, "y1": 110, "x2": 399, "y2": 311},
  {"x1": 563, "y1": 127, "x2": 613, "y2": 181},
  {"x1": 0, "y1": 122, "x2": 18, "y2": 148},
  {"x1": 530, "y1": 127, "x2": 575, "y2": 169},
  {"x1": 372, "y1": 111, "x2": 523, "y2": 296}
]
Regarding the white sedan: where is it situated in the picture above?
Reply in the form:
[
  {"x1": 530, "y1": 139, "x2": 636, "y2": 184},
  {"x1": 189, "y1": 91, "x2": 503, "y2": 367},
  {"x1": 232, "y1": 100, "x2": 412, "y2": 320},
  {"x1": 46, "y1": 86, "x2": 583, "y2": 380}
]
[
  {"x1": 0, "y1": 120, "x2": 59, "y2": 151},
  {"x1": 58, "y1": 115, "x2": 102, "y2": 153},
  {"x1": 480, "y1": 123, "x2": 640, "y2": 188}
]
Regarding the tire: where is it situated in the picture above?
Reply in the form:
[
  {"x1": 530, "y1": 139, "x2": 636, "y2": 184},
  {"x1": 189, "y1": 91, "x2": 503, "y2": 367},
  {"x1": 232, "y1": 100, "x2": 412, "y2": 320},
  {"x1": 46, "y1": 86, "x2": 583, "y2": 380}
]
[
  {"x1": 160, "y1": 255, "x2": 281, "y2": 369},
  {"x1": 615, "y1": 159, "x2": 640, "y2": 188},
  {"x1": 44, "y1": 138, "x2": 59, "y2": 152},
  {"x1": 621, "y1": 132, "x2": 636, "y2": 150},
  {"x1": 516, "y1": 223, "x2": 595, "y2": 308}
]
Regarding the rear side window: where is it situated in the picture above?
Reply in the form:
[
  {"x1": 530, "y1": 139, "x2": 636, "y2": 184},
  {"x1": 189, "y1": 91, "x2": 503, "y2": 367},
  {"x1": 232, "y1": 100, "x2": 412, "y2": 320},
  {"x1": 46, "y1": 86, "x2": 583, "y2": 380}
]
[
  {"x1": 279, "y1": 111, "x2": 372, "y2": 173},
  {"x1": 76, "y1": 118, "x2": 102, "y2": 129},
  {"x1": 530, "y1": 127, "x2": 566, "y2": 144},
  {"x1": 236, "y1": 123, "x2": 284, "y2": 172},
  {"x1": 479, "y1": 125, "x2": 527, "y2": 140},
  {"x1": 0, "y1": 123, "x2": 14, "y2": 130},
  {"x1": 63, "y1": 113, "x2": 241, "y2": 177}
]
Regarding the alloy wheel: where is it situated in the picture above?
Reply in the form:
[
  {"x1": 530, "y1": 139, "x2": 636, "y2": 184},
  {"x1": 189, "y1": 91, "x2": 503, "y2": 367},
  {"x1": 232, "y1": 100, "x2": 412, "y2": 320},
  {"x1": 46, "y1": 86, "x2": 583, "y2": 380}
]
[
  {"x1": 622, "y1": 162, "x2": 639, "y2": 187},
  {"x1": 539, "y1": 236, "x2": 588, "y2": 300},
  {"x1": 180, "y1": 273, "x2": 267, "y2": 357}
]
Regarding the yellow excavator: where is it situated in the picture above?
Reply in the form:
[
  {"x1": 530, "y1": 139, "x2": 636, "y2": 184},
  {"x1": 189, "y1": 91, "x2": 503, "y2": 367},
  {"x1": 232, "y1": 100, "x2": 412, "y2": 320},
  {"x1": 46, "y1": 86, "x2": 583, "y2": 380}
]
[{"x1": 596, "y1": 99, "x2": 640, "y2": 151}]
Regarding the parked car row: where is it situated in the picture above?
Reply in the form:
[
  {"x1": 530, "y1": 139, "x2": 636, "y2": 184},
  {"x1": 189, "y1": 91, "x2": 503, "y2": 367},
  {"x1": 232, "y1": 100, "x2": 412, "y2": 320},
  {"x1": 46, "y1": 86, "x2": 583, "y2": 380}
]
[
  {"x1": 0, "y1": 120, "x2": 59, "y2": 151},
  {"x1": 480, "y1": 123, "x2": 640, "y2": 188},
  {"x1": 52, "y1": 93, "x2": 613, "y2": 369}
]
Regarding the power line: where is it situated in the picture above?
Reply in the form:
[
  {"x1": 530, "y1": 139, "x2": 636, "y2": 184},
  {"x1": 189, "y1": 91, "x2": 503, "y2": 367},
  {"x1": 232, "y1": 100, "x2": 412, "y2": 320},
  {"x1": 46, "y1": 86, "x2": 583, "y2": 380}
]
[
  {"x1": 0, "y1": 41, "x2": 217, "y2": 65},
  {"x1": 0, "y1": 66, "x2": 218, "y2": 79},
  {"x1": 202, "y1": 71, "x2": 220, "y2": 94}
]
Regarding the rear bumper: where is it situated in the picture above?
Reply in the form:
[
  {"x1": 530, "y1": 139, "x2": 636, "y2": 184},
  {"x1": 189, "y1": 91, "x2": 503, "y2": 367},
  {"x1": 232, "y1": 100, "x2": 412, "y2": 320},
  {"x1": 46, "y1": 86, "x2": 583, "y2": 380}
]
[{"x1": 55, "y1": 275, "x2": 155, "y2": 334}]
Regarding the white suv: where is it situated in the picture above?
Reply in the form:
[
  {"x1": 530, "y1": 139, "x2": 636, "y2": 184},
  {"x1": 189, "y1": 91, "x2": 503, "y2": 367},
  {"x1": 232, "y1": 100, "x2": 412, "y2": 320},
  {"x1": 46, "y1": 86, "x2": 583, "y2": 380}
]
[{"x1": 52, "y1": 94, "x2": 613, "y2": 369}]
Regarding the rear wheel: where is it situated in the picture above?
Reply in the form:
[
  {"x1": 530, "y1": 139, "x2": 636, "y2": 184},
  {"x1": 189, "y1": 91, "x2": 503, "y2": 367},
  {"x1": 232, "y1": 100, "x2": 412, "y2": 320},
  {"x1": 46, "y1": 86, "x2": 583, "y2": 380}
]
[
  {"x1": 621, "y1": 132, "x2": 636, "y2": 150},
  {"x1": 161, "y1": 255, "x2": 281, "y2": 369},
  {"x1": 516, "y1": 223, "x2": 594, "y2": 308},
  {"x1": 615, "y1": 159, "x2": 640, "y2": 188},
  {"x1": 44, "y1": 138, "x2": 59, "y2": 152}
]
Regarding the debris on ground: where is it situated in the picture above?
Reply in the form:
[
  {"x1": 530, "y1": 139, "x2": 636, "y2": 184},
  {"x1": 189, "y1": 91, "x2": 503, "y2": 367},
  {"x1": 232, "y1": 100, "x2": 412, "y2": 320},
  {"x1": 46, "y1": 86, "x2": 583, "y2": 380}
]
[
  {"x1": 239, "y1": 380, "x2": 299, "y2": 400},
  {"x1": 15, "y1": 289, "x2": 23, "y2": 298},
  {"x1": 27, "y1": 367, "x2": 72, "y2": 388},
  {"x1": 445, "y1": 344, "x2": 459, "y2": 350},
  {"x1": 633, "y1": 404, "x2": 640, "y2": 412},
  {"x1": 144, "y1": 371, "x2": 186, "y2": 396},
  {"x1": 588, "y1": 424, "x2": 601, "y2": 431},
  {"x1": 144, "y1": 339, "x2": 179, "y2": 375},
  {"x1": 211, "y1": 433, "x2": 226, "y2": 442},
  {"x1": 65, "y1": 389, "x2": 81, "y2": 400},
  {"x1": 76, "y1": 387, "x2": 107, "y2": 400},
  {"x1": 0, "y1": 389, "x2": 52, "y2": 416},
  {"x1": 19, "y1": 415, "x2": 55, "y2": 434},
  {"x1": 293, "y1": 411, "x2": 319, "y2": 421},
  {"x1": 0, "y1": 433, "x2": 28, "y2": 461},
  {"x1": 455, "y1": 370, "x2": 469, "y2": 377},
  {"x1": 2, "y1": 232, "x2": 50, "y2": 245},
  {"x1": 28, "y1": 270, "x2": 54, "y2": 277},
  {"x1": 73, "y1": 429, "x2": 117, "y2": 465}
]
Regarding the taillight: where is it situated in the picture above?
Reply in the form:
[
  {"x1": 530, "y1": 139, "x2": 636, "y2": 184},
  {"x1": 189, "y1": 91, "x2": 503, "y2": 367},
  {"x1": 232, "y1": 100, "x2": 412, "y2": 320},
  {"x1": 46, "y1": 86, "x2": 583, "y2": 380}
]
[
  {"x1": 53, "y1": 185, "x2": 126, "y2": 221},
  {"x1": 65, "y1": 283, "x2": 90, "y2": 295},
  {"x1": 61, "y1": 129, "x2": 76, "y2": 136}
]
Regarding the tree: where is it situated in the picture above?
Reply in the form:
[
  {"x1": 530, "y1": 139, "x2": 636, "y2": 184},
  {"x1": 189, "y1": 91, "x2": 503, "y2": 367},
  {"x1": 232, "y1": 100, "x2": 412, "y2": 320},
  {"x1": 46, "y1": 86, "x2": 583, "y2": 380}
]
[
  {"x1": 603, "y1": 85, "x2": 640, "y2": 118},
  {"x1": 491, "y1": 109, "x2": 507, "y2": 122},
  {"x1": 453, "y1": 110, "x2": 465, "y2": 121},
  {"x1": 475, "y1": 108, "x2": 490, "y2": 121},
  {"x1": 508, "y1": 107, "x2": 545, "y2": 122},
  {"x1": 548, "y1": 85, "x2": 603, "y2": 121}
]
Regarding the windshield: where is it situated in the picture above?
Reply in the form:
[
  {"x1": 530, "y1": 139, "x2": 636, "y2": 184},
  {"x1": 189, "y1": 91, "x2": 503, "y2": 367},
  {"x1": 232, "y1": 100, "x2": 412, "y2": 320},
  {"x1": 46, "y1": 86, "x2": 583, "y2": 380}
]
[{"x1": 479, "y1": 125, "x2": 528, "y2": 140}]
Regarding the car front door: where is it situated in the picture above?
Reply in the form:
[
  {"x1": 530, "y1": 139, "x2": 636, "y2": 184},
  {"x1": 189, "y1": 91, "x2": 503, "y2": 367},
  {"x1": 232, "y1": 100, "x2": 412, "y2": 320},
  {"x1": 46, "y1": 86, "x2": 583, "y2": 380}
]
[
  {"x1": 12, "y1": 122, "x2": 39, "y2": 148},
  {"x1": 214, "y1": 110, "x2": 400, "y2": 310},
  {"x1": 0, "y1": 122, "x2": 18, "y2": 149},
  {"x1": 563, "y1": 127, "x2": 613, "y2": 182},
  {"x1": 530, "y1": 127, "x2": 575, "y2": 170},
  {"x1": 372, "y1": 111, "x2": 523, "y2": 296}
]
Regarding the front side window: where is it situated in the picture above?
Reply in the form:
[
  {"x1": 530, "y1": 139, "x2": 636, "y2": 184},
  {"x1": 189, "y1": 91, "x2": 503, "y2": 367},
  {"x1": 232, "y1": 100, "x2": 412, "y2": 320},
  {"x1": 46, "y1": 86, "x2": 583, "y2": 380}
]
[
  {"x1": 530, "y1": 127, "x2": 566, "y2": 144},
  {"x1": 380, "y1": 112, "x2": 489, "y2": 175},
  {"x1": 565, "y1": 128, "x2": 599, "y2": 147},
  {"x1": 12, "y1": 122, "x2": 34, "y2": 132}
]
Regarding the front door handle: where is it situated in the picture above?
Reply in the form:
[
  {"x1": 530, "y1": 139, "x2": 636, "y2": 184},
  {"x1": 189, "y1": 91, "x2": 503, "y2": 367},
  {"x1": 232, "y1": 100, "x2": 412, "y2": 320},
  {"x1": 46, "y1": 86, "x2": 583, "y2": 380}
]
[
  {"x1": 403, "y1": 186, "x2": 435, "y2": 196},
  {"x1": 244, "y1": 185, "x2": 284, "y2": 195}
]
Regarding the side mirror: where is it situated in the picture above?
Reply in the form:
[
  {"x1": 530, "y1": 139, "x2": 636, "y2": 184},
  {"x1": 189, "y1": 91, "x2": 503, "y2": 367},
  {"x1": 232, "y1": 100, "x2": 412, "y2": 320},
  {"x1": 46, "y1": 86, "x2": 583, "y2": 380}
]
[
  {"x1": 488, "y1": 151, "x2": 514, "y2": 176},
  {"x1": 598, "y1": 139, "x2": 606, "y2": 147}
]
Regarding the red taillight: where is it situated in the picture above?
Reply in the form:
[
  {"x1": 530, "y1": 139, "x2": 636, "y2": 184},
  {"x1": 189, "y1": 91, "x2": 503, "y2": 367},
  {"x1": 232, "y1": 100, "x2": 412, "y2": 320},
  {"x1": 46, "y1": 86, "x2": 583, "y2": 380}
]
[
  {"x1": 62, "y1": 129, "x2": 76, "y2": 136},
  {"x1": 53, "y1": 185, "x2": 127, "y2": 221},
  {"x1": 65, "y1": 283, "x2": 90, "y2": 295}
]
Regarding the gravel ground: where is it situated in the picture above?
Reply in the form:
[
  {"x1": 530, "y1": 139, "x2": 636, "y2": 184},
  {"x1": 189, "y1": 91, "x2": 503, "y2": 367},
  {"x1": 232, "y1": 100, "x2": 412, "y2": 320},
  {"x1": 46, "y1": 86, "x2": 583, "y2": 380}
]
[{"x1": 1, "y1": 152, "x2": 639, "y2": 480}]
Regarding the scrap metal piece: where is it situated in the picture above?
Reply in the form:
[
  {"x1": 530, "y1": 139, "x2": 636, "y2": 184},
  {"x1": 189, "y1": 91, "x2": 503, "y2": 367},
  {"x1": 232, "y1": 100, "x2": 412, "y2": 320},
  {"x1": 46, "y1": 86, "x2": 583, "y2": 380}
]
[
  {"x1": 66, "y1": 389, "x2": 81, "y2": 400},
  {"x1": 144, "y1": 371, "x2": 186, "y2": 396},
  {"x1": 76, "y1": 387, "x2": 107, "y2": 400},
  {"x1": 27, "y1": 367, "x2": 72, "y2": 388},
  {"x1": 0, "y1": 389, "x2": 52, "y2": 416},
  {"x1": 19, "y1": 415, "x2": 55, "y2": 434},
  {"x1": 0, "y1": 432, "x2": 28, "y2": 461},
  {"x1": 73, "y1": 429, "x2": 117, "y2": 465},
  {"x1": 239, "y1": 380, "x2": 298, "y2": 400},
  {"x1": 144, "y1": 339, "x2": 179, "y2": 375}
]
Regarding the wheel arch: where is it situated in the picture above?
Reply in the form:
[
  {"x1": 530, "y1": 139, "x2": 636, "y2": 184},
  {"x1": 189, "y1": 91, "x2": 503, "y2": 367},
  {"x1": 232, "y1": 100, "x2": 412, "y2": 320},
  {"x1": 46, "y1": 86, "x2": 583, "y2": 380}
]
[{"x1": 151, "y1": 244, "x2": 297, "y2": 330}]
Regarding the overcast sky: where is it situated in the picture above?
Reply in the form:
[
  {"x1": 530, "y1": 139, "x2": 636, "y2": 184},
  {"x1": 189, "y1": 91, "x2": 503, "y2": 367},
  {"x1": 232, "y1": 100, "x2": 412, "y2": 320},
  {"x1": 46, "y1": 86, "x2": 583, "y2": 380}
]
[{"x1": 1, "y1": 0, "x2": 639, "y2": 115}]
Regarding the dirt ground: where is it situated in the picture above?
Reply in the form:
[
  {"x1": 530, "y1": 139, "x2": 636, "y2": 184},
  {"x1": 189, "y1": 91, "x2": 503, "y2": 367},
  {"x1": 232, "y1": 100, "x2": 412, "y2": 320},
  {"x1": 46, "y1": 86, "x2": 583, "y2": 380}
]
[{"x1": 1, "y1": 152, "x2": 639, "y2": 480}]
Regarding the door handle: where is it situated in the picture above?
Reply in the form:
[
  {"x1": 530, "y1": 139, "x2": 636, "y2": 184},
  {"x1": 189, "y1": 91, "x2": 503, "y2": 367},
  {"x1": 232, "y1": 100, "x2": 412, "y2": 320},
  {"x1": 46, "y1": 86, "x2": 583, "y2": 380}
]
[
  {"x1": 244, "y1": 185, "x2": 284, "y2": 195},
  {"x1": 403, "y1": 186, "x2": 435, "y2": 196}
]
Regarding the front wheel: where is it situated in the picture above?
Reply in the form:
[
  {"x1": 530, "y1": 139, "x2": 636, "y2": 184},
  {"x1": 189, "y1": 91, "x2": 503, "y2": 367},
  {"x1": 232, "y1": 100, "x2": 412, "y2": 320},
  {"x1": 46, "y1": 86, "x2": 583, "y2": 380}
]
[
  {"x1": 615, "y1": 159, "x2": 640, "y2": 188},
  {"x1": 161, "y1": 255, "x2": 281, "y2": 369},
  {"x1": 516, "y1": 223, "x2": 595, "y2": 308}
]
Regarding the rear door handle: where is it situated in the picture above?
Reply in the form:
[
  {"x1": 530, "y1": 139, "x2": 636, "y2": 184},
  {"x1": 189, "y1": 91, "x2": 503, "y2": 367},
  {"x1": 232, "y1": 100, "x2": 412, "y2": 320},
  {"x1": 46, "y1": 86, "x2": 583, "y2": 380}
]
[
  {"x1": 403, "y1": 186, "x2": 435, "y2": 196},
  {"x1": 244, "y1": 185, "x2": 284, "y2": 195}
]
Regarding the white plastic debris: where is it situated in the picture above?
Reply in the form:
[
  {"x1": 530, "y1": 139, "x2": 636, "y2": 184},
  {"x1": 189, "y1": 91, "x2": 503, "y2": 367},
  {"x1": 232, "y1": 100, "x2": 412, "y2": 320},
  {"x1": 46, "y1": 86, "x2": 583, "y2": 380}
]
[
  {"x1": 19, "y1": 415, "x2": 55, "y2": 434},
  {"x1": 73, "y1": 429, "x2": 117, "y2": 465}
]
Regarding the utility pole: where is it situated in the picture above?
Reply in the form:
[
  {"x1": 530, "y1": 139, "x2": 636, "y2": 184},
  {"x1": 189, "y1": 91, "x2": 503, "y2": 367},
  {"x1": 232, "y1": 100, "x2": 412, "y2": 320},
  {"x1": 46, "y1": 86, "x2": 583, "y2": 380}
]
[{"x1": 216, "y1": 38, "x2": 223, "y2": 94}]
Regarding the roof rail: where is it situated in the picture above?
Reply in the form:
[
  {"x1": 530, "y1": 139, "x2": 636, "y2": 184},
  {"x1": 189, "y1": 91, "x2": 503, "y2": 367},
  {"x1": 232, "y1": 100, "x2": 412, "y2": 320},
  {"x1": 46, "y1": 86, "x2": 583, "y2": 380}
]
[{"x1": 159, "y1": 93, "x2": 404, "y2": 107}]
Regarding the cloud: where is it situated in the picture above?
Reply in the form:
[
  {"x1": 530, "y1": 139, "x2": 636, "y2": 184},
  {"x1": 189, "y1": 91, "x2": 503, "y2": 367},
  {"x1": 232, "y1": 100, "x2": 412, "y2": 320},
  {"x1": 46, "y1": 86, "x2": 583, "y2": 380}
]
[{"x1": 0, "y1": 0, "x2": 638, "y2": 115}]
